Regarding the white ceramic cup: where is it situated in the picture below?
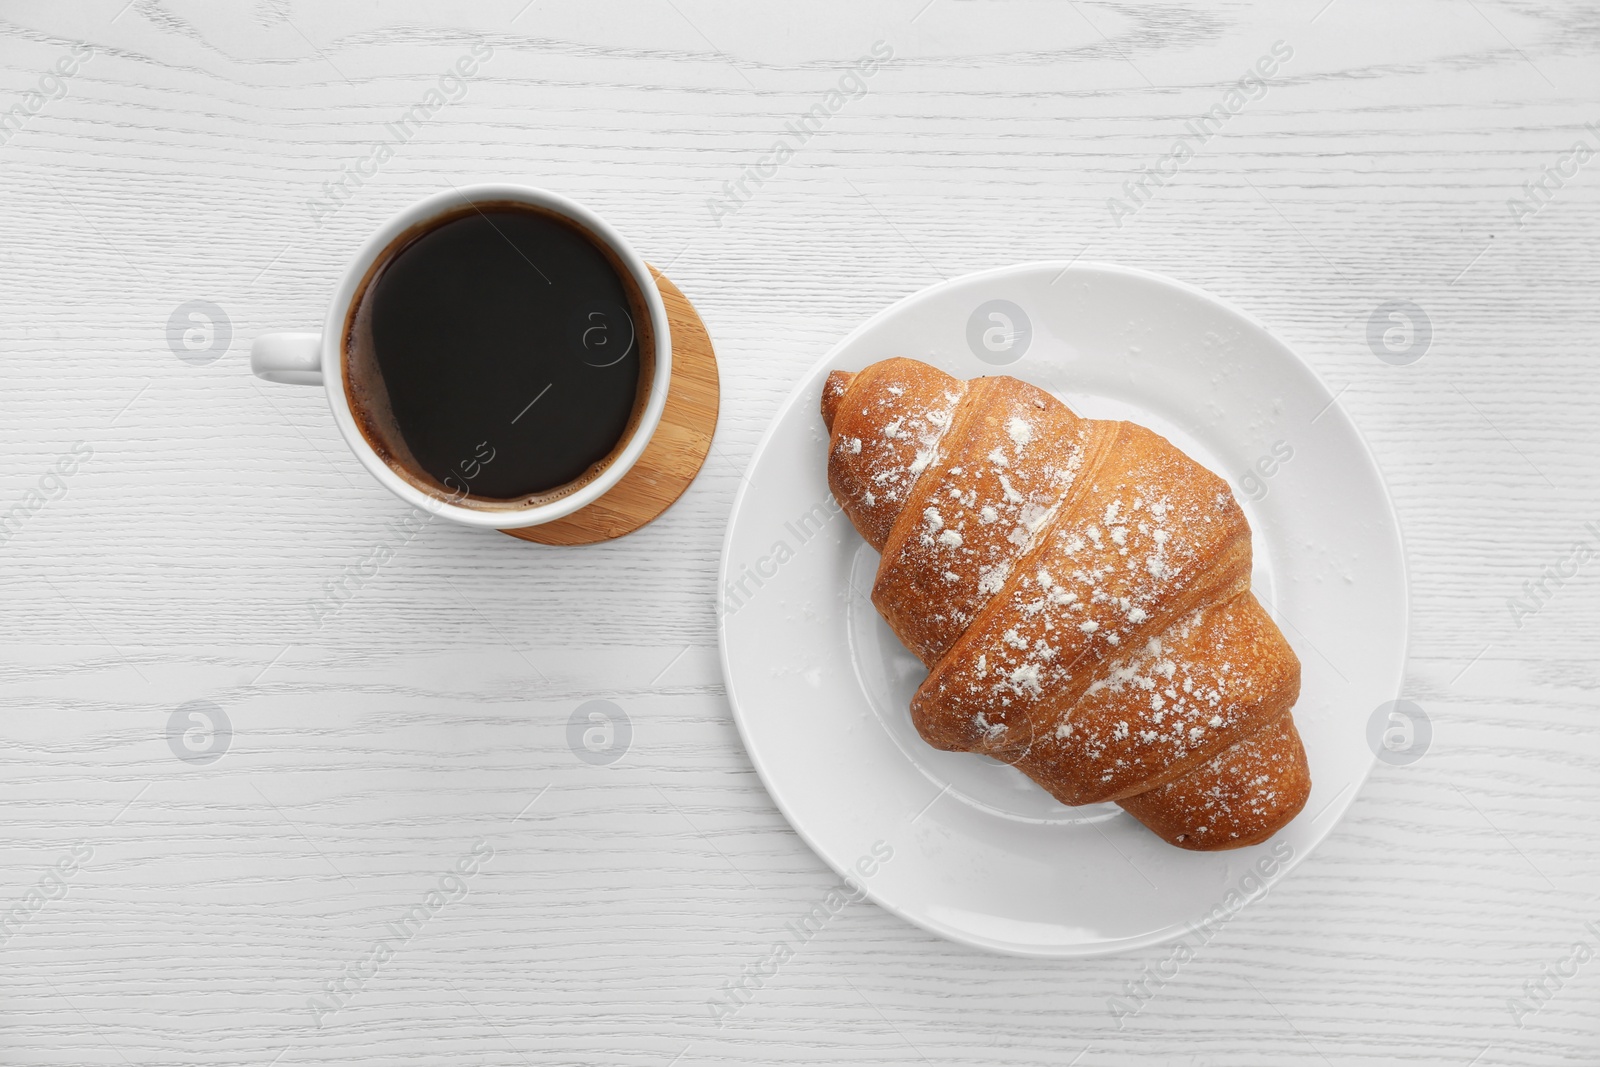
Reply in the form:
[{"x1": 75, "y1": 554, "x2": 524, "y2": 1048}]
[{"x1": 250, "y1": 183, "x2": 672, "y2": 530}]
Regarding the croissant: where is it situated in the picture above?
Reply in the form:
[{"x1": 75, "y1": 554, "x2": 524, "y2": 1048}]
[{"x1": 822, "y1": 357, "x2": 1310, "y2": 850}]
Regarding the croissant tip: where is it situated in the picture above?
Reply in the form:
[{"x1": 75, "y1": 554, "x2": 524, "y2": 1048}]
[{"x1": 821, "y1": 370, "x2": 854, "y2": 431}]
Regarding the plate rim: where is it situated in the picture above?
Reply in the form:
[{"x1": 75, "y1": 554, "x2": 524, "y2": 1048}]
[{"x1": 717, "y1": 260, "x2": 1412, "y2": 957}]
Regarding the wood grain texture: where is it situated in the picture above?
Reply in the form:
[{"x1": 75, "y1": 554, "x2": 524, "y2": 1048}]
[
  {"x1": 0, "y1": 1, "x2": 1596, "y2": 1065},
  {"x1": 506, "y1": 266, "x2": 719, "y2": 545}
]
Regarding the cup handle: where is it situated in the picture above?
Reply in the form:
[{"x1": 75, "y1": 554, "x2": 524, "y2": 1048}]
[{"x1": 251, "y1": 332, "x2": 324, "y2": 386}]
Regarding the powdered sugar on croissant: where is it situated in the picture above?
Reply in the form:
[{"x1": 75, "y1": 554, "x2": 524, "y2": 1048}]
[{"x1": 823, "y1": 357, "x2": 1309, "y2": 850}]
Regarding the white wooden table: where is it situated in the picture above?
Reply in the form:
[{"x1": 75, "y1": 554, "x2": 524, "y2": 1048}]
[{"x1": 2, "y1": 2, "x2": 1597, "y2": 1064}]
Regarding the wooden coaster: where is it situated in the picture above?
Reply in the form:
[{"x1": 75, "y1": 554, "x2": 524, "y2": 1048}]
[{"x1": 503, "y1": 266, "x2": 719, "y2": 546}]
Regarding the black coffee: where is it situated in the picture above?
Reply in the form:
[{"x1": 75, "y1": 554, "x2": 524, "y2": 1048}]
[{"x1": 344, "y1": 203, "x2": 651, "y2": 502}]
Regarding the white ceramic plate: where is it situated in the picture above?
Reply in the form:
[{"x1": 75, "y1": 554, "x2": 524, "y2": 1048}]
[{"x1": 717, "y1": 263, "x2": 1407, "y2": 957}]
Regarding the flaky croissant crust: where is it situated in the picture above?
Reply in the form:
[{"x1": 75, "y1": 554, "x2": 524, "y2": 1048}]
[{"x1": 823, "y1": 358, "x2": 1310, "y2": 850}]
